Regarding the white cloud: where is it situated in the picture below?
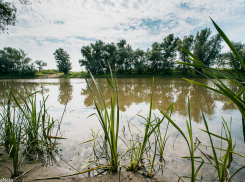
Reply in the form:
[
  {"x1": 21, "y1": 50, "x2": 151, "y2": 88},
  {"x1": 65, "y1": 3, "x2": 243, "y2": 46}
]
[{"x1": 1, "y1": 0, "x2": 245, "y2": 71}]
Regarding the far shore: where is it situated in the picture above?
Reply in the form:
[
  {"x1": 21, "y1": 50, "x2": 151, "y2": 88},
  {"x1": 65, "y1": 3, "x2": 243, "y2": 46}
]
[{"x1": 0, "y1": 72, "x2": 207, "y2": 79}]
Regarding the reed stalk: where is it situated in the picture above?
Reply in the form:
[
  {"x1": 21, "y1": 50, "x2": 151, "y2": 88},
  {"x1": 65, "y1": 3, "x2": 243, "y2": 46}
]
[
  {"x1": 154, "y1": 104, "x2": 176, "y2": 161},
  {"x1": 177, "y1": 18, "x2": 245, "y2": 141},
  {"x1": 0, "y1": 88, "x2": 23, "y2": 177},
  {"x1": 123, "y1": 78, "x2": 167, "y2": 172},
  {"x1": 83, "y1": 63, "x2": 120, "y2": 172},
  {"x1": 159, "y1": 98, "x2": 204, "y2": 182}
]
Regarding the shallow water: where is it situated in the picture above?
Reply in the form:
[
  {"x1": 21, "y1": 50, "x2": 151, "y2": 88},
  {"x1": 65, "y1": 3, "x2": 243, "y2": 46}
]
[{"x1": 0, "y1": 78, "x2": 244, "y2": 181}]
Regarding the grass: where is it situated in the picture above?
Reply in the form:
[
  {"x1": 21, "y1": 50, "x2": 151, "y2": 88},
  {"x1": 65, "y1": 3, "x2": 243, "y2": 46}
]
[
  {"x1": 35, "y1": 69, "x2": 59, "y2": 76},
  {"x1": 0, "y1": 89, "x2": 23, "y2": 177},
  {"x1": 159, "y1": 98, "x2": 204, "y2": 182},
  {"x1": 177, "y1": 18, "x2": 245, "y2": 141},
  {"x1": 155, "y1": 107, "x2": 177, "y2": 161},
  {"x1": 0, "y1": 85, "x2": 60, "y2": 177},
  {"x1": 83, "y1": 63, "x2": 120, "y2": 172},
  {"x1": 120, "y1": 78, "x2": 169, "y2": 173},
  {"x1": 1, "y1": 18, "x2": 245, "y2": 181}
]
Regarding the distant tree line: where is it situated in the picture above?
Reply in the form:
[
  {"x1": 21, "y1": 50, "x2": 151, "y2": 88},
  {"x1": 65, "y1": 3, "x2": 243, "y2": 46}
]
[
  {"x1": 0, "y1": 47, "x2": 47, "y2": 76},
  {"x1": 79, "y1": 28, "x2": 227, "y2": 75},
  {"x1": 1, "y1": 28, "x2": 244, "y2": 77}
]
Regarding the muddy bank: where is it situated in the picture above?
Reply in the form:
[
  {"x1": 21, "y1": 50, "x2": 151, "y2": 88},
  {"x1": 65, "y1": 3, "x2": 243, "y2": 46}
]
[{"x1": 0, "y1": 146, "x2": 174, "y2": 182}]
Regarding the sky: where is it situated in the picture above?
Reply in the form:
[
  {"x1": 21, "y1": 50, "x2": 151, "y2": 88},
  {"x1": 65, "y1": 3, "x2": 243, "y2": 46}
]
[{"x1": 1, "y1": 0, "x2": 245, "y2": 71}]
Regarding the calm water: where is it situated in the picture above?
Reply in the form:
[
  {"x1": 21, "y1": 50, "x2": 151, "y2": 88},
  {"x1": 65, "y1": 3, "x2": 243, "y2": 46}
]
[{"x1": 0, "y1": 78, "x2": 244, "y2": 181}]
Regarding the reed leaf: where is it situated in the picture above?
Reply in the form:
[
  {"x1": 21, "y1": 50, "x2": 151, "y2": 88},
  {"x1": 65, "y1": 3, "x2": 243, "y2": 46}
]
[{"x1": 177, "y1": 18, "x2": 245, "y2": 141}]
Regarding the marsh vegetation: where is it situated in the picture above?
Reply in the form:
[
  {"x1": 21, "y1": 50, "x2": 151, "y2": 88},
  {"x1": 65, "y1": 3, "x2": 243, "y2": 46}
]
[{"x1": 0, "y1": 20, "x2": 245, "y2": 182}]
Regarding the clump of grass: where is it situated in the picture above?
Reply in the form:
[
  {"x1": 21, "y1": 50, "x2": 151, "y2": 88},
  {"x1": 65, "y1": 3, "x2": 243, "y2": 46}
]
[
  {"x1": 0, "y1": 89, "x2": 24, "y2": 177},
  {"x1": 154, "y1": 105, "x2": 176, "y2": 162},
  {"x1": 177, "y1": 18, "x2": 245, "y2": 141},
  {"x1": 0, "y1": 85, "x2": 61, "y2": 177},
  {"x1": 11, "y1": 88, "x2": 56, "y2": 158},
  {"x1": 160, "y1": 99, "x2": 245, "y2": 181},
  {"x1": 121, "y1": 78, "x2": 166, "y2": 173},
  {"x1": 159, "y1": 98, "x2": 204, "y2": 182},
  {"x1": 198, "y1": 114, "x2": 245, "y2": 181},
  {"x1": 83, "y1": 63, "x2": 120, "y2": 172},
  {"x1": 0, "y1": 90, "x2": 14, "y2": 156}
]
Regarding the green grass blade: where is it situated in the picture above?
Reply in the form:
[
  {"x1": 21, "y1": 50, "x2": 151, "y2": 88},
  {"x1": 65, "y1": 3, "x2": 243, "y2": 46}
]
[{"x1": 210, "y1": 18, "x2": 245, "y2": 70}]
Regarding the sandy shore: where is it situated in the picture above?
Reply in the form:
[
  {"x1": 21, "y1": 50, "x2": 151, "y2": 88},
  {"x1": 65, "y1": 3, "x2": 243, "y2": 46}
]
[{"x1": 0, "y1": 146, "x2": 174, "y2": 182}]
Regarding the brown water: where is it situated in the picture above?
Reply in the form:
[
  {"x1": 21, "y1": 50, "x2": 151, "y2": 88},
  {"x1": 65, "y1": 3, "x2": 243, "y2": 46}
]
[{"x1": 0, "y1": 78, "x2": 244, "y2": 181}]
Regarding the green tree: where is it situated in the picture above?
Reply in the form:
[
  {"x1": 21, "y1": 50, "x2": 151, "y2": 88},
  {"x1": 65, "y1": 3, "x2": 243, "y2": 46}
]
[
  {"x1": 79, "y1": 45, "x2": 96, "y2": 73},
  {"x1": 79, "y1": 40, "x2": 106, "y2": 74},
  {"x1": 0, "y1": 0, "x2": 37, "y2": 33},
  {"x1": 133, "y1": 49, "x2": 147, "y2": 74},
  {"x1": 104, "y1": 42, "x2": 117, "y2": 71},
  {"x1": 53, "y1": 48, "x2": 72, "y2": 74},
  {"x1": 19, "y1": 49, "x2": 35, "y2": 76},
  {"x1": 146, "y1": 42, "x2": 161, "y2": 73},
  {"x1": 0, "y1": 47, "x2": 20, "y2": 74},
  {"x1": 0, "y1": 0, "x2": 16, "y2": 33},
  {"x1": 114, "y1": 39, "x2": 134, "y2": 73},
  {"x1": 0, "y1": 47, "x2": 35, "y2": 76},
  {"x1": 35, "y1": 60, "x2": 47, "y2": 71},
  {"x1": 160, "y1": 33, "x2": 179, "y2": 73},
  {"x1": 90, "y1": 40, "x2": 107, "y2": 73},
  {"x1": 218, "y1": 42, "x2": 245, "y2": 71},
  {"x1": 177, "y1": 35, "x2": 194, "y2": 74},
  {"x1": 147, "y1": 34, "x2": 178, "y2": 75},
  {"x1": 193, "y1": 28, "x2": 222, "y2": 73}
]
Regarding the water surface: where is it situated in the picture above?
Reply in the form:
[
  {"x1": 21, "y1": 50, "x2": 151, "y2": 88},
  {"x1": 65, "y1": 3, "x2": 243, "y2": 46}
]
[{"x1": 0, "y1": 78, "x2": 244, "y2": 181}]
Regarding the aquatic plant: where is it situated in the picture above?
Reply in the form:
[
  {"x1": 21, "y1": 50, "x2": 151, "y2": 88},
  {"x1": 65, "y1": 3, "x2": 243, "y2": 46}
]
[
  {"x1": 0, "y1": 85, "x2": 62, "y2": 177},
  {"x1": 177, "y1": 18, "x2": 245, "y2": 141},
  {"x1": 154, "y1": 105, "x2": 176, "y2": 161},
  {"x1": 11, "y1": 88, "x2": 56, "y2": 158},
  {"x1": 159, "y1": 98, "x2": 204, "y2": 182},
  {"x1": 0, "y1": 89, "x2": 23, "y2": 177},
  {"x1": 122, "y1": 78, "x2": 167, "y2": 172},
  {"x1": 160, "y1": 99, "x2": 245, "y2": 181},
  {"x1": 83, "y1": 63, "x2": 120, "y2": 172},
  {"x1": 196, "y1": 116, "x2": 245, "y2": 181}
]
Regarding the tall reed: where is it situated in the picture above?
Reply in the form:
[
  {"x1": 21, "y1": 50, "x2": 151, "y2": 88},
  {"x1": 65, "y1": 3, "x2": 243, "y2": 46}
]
[
  {"x1": 159, "y1": 98, "x2": 204, "y2": 182},
  {"x1": 0, "y1": 85, "x2": 59, "y2": 177},
  {"x1": 177, "y1": 18, "x2": 245, "y2": 141},
  {"x1": 0, "y1": 90, "x2": 14, "y2": 156},
  {"x1": 198, "y1": 115, "x2": 245, "y2": 181},
  {"x1": 154, "y1": 104, "x2": 176, "y2": 161},
  {"x1": 123, "y1": 78, "x2": 167, "y2": 171},
  {"x1": 83, "y1": 63, "x2": 120, "y2": 172},
  {"x1": 0, "y1": 88, "x2": 23, "y2": 177},
  {"x1": 11, "y1": 89, "x2": 51, "y2": 157}
]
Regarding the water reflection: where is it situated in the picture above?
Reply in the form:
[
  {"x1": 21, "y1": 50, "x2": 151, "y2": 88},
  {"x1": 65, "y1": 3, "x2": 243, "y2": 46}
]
[
  {"x1": 0, "y1": 78, "x2": 242, "y2": 181},
  {"x1": 0, "y1": 80, "x2": 49, "y2": 105},
  {"x1": 81, "y1": 78, "x2": 237, "y2": 123},
  {"x1": 58, "y1": 79, "x2": 73, "y2": 105},
  {"x1": 0, "y1": 78, "x2": 238, "y2": 124}
]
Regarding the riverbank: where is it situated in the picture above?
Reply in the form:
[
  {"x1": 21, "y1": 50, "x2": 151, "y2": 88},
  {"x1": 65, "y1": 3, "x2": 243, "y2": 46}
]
[
  {"x1": 1, "y1": 69, "x2": 244, "y2": 79},
  {"x1": 0, "y1": 70, "x2": 207, "y2": 79},
  {"x1": 0, "y1": 146, "x2": 173, "y2": 182}
]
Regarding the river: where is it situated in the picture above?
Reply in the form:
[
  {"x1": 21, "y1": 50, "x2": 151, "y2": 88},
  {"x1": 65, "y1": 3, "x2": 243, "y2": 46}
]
[{"x1": 0, "y1": 78, "x2": 244, "y2": 181}]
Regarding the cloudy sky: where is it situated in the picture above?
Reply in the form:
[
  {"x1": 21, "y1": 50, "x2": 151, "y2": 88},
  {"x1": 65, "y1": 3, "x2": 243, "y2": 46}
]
[{"x1": 1, "y1": 0, "x2": 245, "y2": 71}]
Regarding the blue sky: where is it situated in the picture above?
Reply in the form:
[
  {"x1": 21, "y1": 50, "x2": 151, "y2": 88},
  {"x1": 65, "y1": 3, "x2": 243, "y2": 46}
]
[{"x1": 1, "y1": 0, "x2": 245, "y2": 71}]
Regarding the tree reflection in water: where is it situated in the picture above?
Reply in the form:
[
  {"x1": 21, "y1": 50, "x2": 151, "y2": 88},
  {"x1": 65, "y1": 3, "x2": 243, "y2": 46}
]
[
  {"x1": 81, "y1": 78, "x2": 237, "y2": 123},
  {"x1": 58, "y1": 79, "x2": 73, "y2": 105},
  {"x1": 0, "y1": 80, "x2": 49, "y2": 105}
]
